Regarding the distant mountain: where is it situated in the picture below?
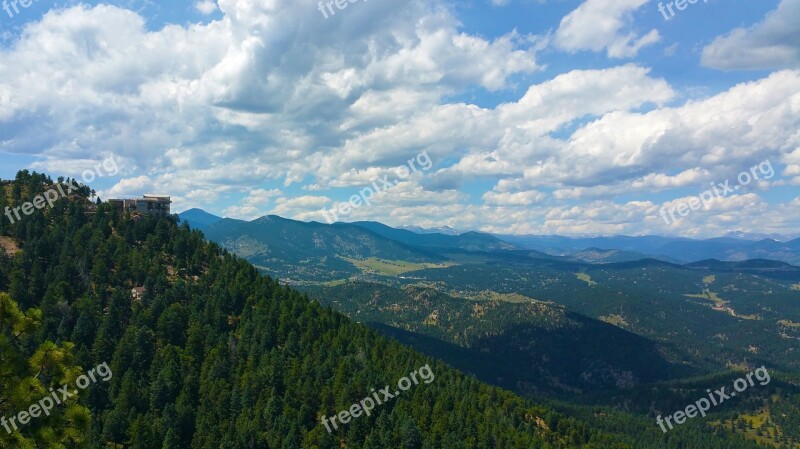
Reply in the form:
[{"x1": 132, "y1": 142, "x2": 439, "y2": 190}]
[
  {"x1": 398, "y1": 224, "x2": 462, "y2": 235},
  {"x1": 657, "y1": 238, "x2": 800, "y2": 265},
  {"x1": 686, "y1": 258, "x2": 800, "y2": 280},
  {"x1": 495, "y1": 234, "x2": 800, "y2": 265},
  {"x1": 6, "y1": 173, "x2": 634, "y2": 449},
  {"x1": 352, "y1": 221, "x2": 518, "y2": 252},
  {"x1": 723, "y1": 231, "x2": 799, "y2": 241},
  {"x1": 177, "y1": 208, "x2": 222, "y2": 231},
  {"x1": 198, "y1": 215, "x2": 446, "y2": 281},
  {"x1": 191, "y1": 213, "x2": 526, "y2": 282},
  {"x1": 493, "y1": 234, "x2": 685, "y2": 256},
  {"x1": 567, "y1": 247, "x2": 681, "y2": 264}
]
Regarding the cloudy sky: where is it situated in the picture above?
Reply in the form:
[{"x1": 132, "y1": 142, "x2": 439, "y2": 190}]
[{"x1": 1, "y1": 0, "x2": 799, "y2": 237}]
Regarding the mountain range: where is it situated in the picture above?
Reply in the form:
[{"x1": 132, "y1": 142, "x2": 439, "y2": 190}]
[
  {"x1": 180, "y1": 208, "x2": 800, "y2": 266},
  {"x1": 1, "y1": 175, "x2": 798, "y2": 449},
  {"x1": 174, "y1": 207, "x2": 800, "y2": 448}
]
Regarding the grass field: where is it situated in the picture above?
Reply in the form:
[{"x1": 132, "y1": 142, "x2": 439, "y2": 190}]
[
  {"x1": 575, "y1": 272, "x2": 597, "y2": 286},
  {"x1": 685, "y1": 290, "x2": 760, "y2": 320},
  {"x1": 344, "y1": 257, "x2": 456, "y2": 276},
  {"x1": 599, "y1": 314, "x2": 629, "y2": 328},
  {"x1": 711, "y1": 408, "x2": 800, "y2": 449}
]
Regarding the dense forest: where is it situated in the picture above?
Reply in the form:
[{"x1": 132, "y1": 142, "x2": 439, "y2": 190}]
[
  {"x1": 0, "y1": 170, "x2": 794, "y2": 448},
  {"x1": 395, "y1": 262, "x2": 800, "y2": 373},
  {"x1": 0, "y1": 171, "x2": 632, "y2": 448},
  {"x1": 302, "y1": 281, "x2": 687, "y2": 395}
]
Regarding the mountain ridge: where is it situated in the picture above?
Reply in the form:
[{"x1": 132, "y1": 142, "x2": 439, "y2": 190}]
[{"x1": 179, "y1": 209, "x2": 800, "y2": 266}]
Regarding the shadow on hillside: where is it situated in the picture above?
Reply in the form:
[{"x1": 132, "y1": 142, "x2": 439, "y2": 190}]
[{"x1": 371, "y1": 316, "x2": 695, "y2": 399}]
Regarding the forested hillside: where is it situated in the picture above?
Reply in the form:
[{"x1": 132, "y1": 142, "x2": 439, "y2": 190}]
[
  {"x1": 303, "y1": 281, "x2": 688, "y2": 395},
  {"x1": 1, "y1": 171, "x2": 792, "y2": 449},
  {"x1": 201, "y1": 215, "x2": 444, "y2": 282},
  {"x1": 0, "y1": 171, "x2": 635, "y2": 448},
  {"x1": 171, "y1": 204, "x2": 800, "y2": 448}
]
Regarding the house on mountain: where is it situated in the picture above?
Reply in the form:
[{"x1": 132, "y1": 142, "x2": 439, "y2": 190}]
[{"x1": 108, "y1": 194, "x2": 172, "y2": 218}]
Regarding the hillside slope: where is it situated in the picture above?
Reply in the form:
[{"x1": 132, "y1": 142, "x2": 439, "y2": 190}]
[
  {"x1": 2, "y1": 171, "x2": 785, "y2": 448},
  {"x1": 201, "y1": 215, "x2": 444, "y2": 282},
  {"x1": 1, "y1": 171, "x2": 641, "y2": 449},
  {"x1": 494, "y1": 234, "x2": 800, "y2": 265},
  {"x1": 351, "y1": 221, "x2": 519, "y2": 252},
  {"x1": 302, "y1": 281, "x2": 688, "y2": 396}
]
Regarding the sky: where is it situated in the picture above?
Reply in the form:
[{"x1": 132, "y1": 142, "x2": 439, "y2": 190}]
[{"x1": 0, "y1": 0, "x2": 798, "y2": 238}]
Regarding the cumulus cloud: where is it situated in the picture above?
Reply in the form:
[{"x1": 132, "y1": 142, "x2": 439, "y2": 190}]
[
  {"x1": 270, "y1": 196, "x2": 332, "y2": 218},
  {"x1": 195, "y1": 0, "x2": 219, "y2": 15},
  {"x1": 483, "y1": 190, "x2": 546, "y2": 206},
  {"x1": 702, "y1": 0, "x2": 800, "y2": 70},
  {"x1": 0, "y1": 1, "x2": 542, "y2": 187},
  {"x1": 555, "y1": 0, "x2": 660, "y2": 58},
  {"x1": 243, "y1": 188, "x2": 282, "y2": 206},
  {"x1": 1, "y1": 0, "x2": 799, "y2": 237}
]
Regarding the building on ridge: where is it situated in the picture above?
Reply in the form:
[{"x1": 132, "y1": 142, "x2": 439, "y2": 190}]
[{"x1": 108, "y1": 194, "x2": 171, "y2": 218}]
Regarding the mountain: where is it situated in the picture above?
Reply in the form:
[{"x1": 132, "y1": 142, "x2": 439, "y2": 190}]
[
  {"x1": 685, "y1": 258, "x2": 800, "y2": 280},
  {"x1": 567, "y1": 247, "x2": 680, "y2": 264},
  {"x1": 186, "y1": 212, "x2": 522, "y2": 282},
  {"x1": 177, "y1": 207, "x2": 222, "y2": 231},
  {"x1": 495, "y1": 233, "x2": 800, "y2": 265},
  {"x1": 186, "y1": 211, "x2": 800, "y2": 376},
  {"x1": 657, "y1": 237, "x2": 800, "y2": 264},
  {"x1": 301, "y1": 281, "x2": 688, "y2": 396},
  {"x1": 493, "y1": 234, "x2": 685, "y2": 257},
  {"x1": 398, "y1": 224, "x2": 463, "y2": 235},
  {"x1": 3, "y1": 173, "x2": 793, "y2": 449},
  {"x1": 200, "y1": 215, "x2": 444, "y2": 282},
  {"x1": 2, "y1": 172, "x2": 647, "y2": 449},
  {"x1": 388, "y1": 256, "x2": 800, "y2": 372},
  {"x1": 183, "y1": 210, "x2": 800, "y2": 266},
  {"x1": 724, "y1": 230, "x2": 799, "y2": 241},
  {"x1": 351, "y1": 220, "x2": 518, "y2": 251}
]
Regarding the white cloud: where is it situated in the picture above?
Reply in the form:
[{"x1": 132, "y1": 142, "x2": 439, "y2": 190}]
[
  {"x1": 1, "y1": 1, "x2": 799, "y2": 238},
  {"x1": 243, "y1": 188, "x2": 283, "y2": 206},
  {"x1": 702, "y1": 0, "x2": 800, "y2": 70},
  {"x1": 195, "y1": 0, "x2": 219, "y2": 15},
  {"x1": 269, "y1": 195, "x2": 332, "y2": 218},
  {"x1": 483, "y1": 190, "x2": 546, "y2": 206},
  {"x1": 555, "y1": 0, "x2": 660, "y2": 58},
  {"x1": 0, "y1": 2, "x2": 542, "y2": 187}
]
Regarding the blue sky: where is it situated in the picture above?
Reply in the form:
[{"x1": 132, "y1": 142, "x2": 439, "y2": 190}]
[{"x1": 0, "y1": 0, "x2": 799, "y2": 237}]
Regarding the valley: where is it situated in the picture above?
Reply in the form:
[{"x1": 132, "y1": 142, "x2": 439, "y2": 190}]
[
  {"x1": 180, "y1": 208, "x2": 800, "y2": 449},
  {"x1": 1, "y1": 175, "x2": 798, "y2": 449}
]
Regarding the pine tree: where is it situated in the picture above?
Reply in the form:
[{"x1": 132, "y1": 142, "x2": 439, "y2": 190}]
[{"x1": 0, "y1": 293, "x2": 91, "y2": 448}]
